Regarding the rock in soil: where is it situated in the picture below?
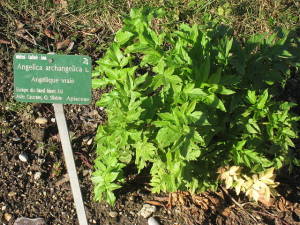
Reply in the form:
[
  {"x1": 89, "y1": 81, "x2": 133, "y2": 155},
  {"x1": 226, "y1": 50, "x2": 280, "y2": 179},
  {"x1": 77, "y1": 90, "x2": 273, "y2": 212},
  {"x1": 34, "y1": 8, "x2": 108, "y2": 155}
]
[
  {"x1": 4, "y1": 212, "x2": 12, "y2": 222},
  {"x1": 33, "y1": 172, "x2": 42, "y2": 180},
  {"x1": 8, "y1": 191, "x2": 17, "y2": 197},
  {"x1": 19, "y1": 152, "x2": 29, "y2": 162},
  {"x1": 14, "y1": 217, "x2": 46, "y2": 225},
  {"x1": 35, "y1": 117, "x2": 47, "y2": 125},
  {"x1": 139, "y1": 204, "x2": 157, "y2": 218},
  {"x1": 148, "y1": 217, "x2": 160, "y2": 225},
  {"x1": 108, "y1": 211, "x2": 118, "y2": 218}
]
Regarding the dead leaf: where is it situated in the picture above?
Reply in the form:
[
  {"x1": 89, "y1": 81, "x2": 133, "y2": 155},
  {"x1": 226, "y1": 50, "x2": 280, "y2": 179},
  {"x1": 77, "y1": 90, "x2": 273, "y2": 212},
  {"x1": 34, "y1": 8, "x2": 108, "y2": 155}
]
[
  {"x1": 56, "y1": 39, "x2": 71, "y2": 50},
  {"x1": 257, "y1": 190, "x2": 274, "y2": 207},
  {"x1": 209, "y1": 196, "x2": 221, "y2": 206},
  {"x1": 294, "y1": 208, "x2": 300, "y2": 218},
  {"x1": 192, "y1": 195, "x2": 209, "y2": 210},
  {"x1": 216, "y1": 215, "x2": 224, "y2": 225},
  {"x1": 44, "y1": 29, "x2": 55, "y2": 39},
  {"x1": 215, "y1": 191, "x2": 226, "y2": 201},
  {"x1": 167, "y1": 192, "x2": 172, "y2": 208},
  {"x1": 55, "y1": 174, "x2": 69, "y2": 186},
  {"x1": 15, "y1": 29, "x2": 37, "y2": 45},
  {"x1": 220, "y1": 207, "x2": 231, "y2": 217},
  {"x1": 14, "y1": 19, "x2": 24, "y2": 30},
  {"x1": 153, "y1": 196, "x2": 168, "y2": 201},
  {"x1": 276, "y1": 197, "x2": 287, "y2": 211},
  {"x1": 15, "y1": 28, "x2": 26, "y2": 36},
  {"x1": 66, "y1": 41, "x2": 74, "y2": 51},
  {"x1": 54, "y1": 0, "x2": 68, "y2": 9},
  {"x1": 178, "y1": 193, "x2": 185, "y2": 205},
  {"x1": 0, "y1": 40, "x2": 10, "y2": 45},
  {"x1": 144, "y1": 200, "x2": 165, "y2": 207},
  {"x1": 35, "y1": 117, "x2": 48, "y2": 125}
]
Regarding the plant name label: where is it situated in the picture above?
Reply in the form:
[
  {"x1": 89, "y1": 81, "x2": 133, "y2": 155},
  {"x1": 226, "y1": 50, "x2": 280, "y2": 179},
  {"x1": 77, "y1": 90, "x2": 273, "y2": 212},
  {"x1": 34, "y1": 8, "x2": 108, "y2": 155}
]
[{"x1": 13, "y1": 53, "x2": 91, "y2": 105}]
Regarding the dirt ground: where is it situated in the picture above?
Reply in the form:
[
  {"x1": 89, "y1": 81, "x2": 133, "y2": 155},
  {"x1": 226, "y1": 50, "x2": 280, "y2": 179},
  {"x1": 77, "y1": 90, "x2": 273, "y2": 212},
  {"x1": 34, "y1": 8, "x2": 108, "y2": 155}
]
[{"x1": 1, "y1": 2, "x2": 300, "y2": 225}]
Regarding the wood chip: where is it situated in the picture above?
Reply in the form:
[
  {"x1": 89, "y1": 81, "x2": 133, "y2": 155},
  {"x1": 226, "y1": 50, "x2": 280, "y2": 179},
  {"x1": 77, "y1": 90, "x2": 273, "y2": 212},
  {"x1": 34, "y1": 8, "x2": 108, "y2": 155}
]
[
  {"x1": 220, "y1": 207, "x2": 231, "y2": 217},
  {"x1": 55, "y1": 174, "x2": 69, "y2": 186},
  {"x1": 0, "y1": 39, "x2": 10, "y2": 44},
  {"x1": 35, "y1": 117, "x2": 47, "y2": 125},
  {"x1": 14, "y1": 19, "x2": 24, "y2": 29},
  {"x1": 144, "y1": 200, "x2": 165, "y2": 207},
  {"x1": 56, "y1": 39, "x2": 71, "y2": 50},
  {"x1": 4, "y1": 213, "x2": 12, "y2": 222},
  {"x1": 44, "y1": 29, "x2": 55, "y2": 39}
]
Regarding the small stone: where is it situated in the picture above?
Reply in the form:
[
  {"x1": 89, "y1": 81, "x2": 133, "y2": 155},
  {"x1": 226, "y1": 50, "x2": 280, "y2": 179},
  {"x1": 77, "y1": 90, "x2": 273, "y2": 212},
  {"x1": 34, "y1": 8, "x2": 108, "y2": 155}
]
[
  {"x1": 91, "y1": 109, "x2": 98, "y2": 116},
  {"x1": 50, "y1": 118, "x2": 56, "y2": 123},
  {"x1": 295, "y1": 208, "x2": 300, "y2": 219},
  {"x1": 82, "y1": 170, "x2": 90, "y2": 177},
  {"x1": 19, "y1": 152, "x2": 29, "y2": 162},
  {"x1": 148, "y1": 217, "x2": 160, "y2": 225},
  {"x1": 87, "y1": 138, "x2": 93, "y2": 146},
  {"x1": 12, "y1": 137, "x2": 21, "y2": 142},
  {"x1": 34, "y1": 172, "x2": 42, "y2": 180},
  {"x1": 8, "y1": 191, "x2": 16, "y2": 197},
  {"x1": 108, "y1": 211, "x2": 118, "y2": 218},
  {"x1": 69, "y1": 131, "x2": 75, "y2": 139},
  {"x1": 34, "y1": 147, "x2": 43, "y2": 155},
  {"x1": 35, "y1": 117, "x2": 47, "y2": 125},
  {"x1": 2, "y1": 205, "x2": 7, "y2": 211},
  {"x1": 4, "y1": 213, "x2": 12, "y2": 222},
  {"x1": 14, "y1": 217, "x2": 46, "y2": 225},
  {"x1": 129, "y1": 195, "x2": 135, "y2": 201},
  {"x1": 139, "y1": 204, "x2": 157, "y2": 218}
]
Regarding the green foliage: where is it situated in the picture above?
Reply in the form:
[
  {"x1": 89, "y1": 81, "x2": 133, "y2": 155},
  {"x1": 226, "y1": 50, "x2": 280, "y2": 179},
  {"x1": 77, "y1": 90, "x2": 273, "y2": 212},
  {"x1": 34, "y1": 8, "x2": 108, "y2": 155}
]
[{"x1": 92, "y1": 7, "x2": 300, "y2": 205}]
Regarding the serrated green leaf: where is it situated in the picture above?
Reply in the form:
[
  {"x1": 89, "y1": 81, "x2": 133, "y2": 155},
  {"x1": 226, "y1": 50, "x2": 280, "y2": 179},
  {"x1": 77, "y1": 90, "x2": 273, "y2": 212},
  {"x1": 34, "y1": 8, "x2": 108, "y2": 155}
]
[
  {"x1": 105, "y1": 172, "x2": 119, "y2": 183},
  {"x1": 115, "y1": 30, "x2": 134, "y2": 45},
  {"x1": 106, "y1": 190, "x2": 116, "y2": 206},
  {"x1": 286, "y1": 137, "x2": 295, "y2": 147},
  {"x1": 257, "y1": 89, "x2": 269, "y2": 109},
  {"x1": 215, "y1": 86, "x2": 235, "y2": 95},
  {"x1": 184, "y1": 88, "x2": 208, "y2": 99},
  {"x1": 245, "y1": 123, "x2": 258, "y2": 134},
  {"x1": 92, "y1": 79, "x2": 114, "y2": 88},
  {"x1": 247, "y1": 90, "x2": 257, "y2": 104},
  {"x1": 110, "y1": 44, "x2": 124, "y2": 64},
  {"x1": 236, "y1": 140, "x2": 247, "y2": 150},
  {"x1": 156, "y1": 127, "x2": 181, "y2": 148},
  {"x1": 134, "y1": 140, "x2": 156, "y2": 172},
  {"x1": 141, "y1": 53, "x2": 161, "y2": 65},
  {"x1": 91, "y1": 173, "x2": 104, "y2": 186},
  {"x1": 282, "y1": 128, "x2": 297, "y2": 138},
  {"x1": 208, "y1": 69, "x2": 221, "y2": 84},
  {"x1": 196, "y1": 57, "x2": 210, "y2": 86},
  {"x1": 226, "y1": 38, "x2": 233, "y2": 56},
  {"x1": 125, "y1": 43, "x2": 154, "y2": 54},
  {"x1": 158, "y1": 112, "x2": 175, "y2": 122},
  {"x1": 202, "y1": 94, "x2": 226, "y2": 112}
]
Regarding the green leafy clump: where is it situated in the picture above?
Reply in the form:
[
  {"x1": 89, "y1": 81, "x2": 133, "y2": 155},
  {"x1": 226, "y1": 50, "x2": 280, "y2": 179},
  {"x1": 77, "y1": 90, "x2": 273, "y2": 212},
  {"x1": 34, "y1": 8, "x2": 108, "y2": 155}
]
[{"x1": 92, "y1": 7, "x2": 300, "y2": 205}]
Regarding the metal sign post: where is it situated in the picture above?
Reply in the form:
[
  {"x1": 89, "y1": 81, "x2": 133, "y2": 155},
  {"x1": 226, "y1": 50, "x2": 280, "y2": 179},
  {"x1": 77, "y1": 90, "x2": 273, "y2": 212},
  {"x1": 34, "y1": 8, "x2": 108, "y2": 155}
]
[{"x1": 53, "y1": 103, "x2": 88, "y2": 225}]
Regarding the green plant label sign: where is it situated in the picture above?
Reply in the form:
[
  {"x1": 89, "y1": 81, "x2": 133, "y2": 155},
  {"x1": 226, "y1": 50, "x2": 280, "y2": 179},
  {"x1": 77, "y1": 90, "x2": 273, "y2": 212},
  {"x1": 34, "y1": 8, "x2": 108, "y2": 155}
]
[{"x1": 13, "y1": 53, "x2": 91, "y2": 105}]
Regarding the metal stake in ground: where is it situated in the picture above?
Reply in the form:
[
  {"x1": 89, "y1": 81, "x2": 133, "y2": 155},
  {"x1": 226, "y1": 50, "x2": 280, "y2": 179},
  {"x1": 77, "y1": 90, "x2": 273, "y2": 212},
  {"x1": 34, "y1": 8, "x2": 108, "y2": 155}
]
[{"x1": 53, "y1": 103, "x2": 88, "y2": 225}]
